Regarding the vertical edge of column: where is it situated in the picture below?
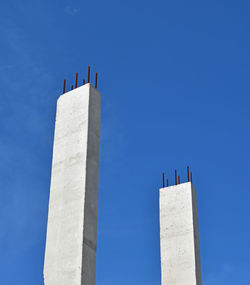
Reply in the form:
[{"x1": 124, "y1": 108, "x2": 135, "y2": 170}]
[
  {"x1": 81, "y1": 84, "x2": 101, "y2": 285},
  {"x1": 159, "y1": 187, "x2": 165, "y2": 285},
  {"x1": 191, "y1": 184, "x2": 202, "y2": 285},
  {"x1": 43, "y1": 94, "x2": 61, "y2": 285}
]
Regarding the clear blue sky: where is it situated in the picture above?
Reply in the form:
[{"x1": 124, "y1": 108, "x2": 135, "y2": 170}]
[{"x1": 0, "y1": 0, "x2": 250, "y2": 284}]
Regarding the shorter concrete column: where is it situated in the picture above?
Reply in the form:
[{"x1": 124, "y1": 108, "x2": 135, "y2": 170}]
[{"x1": 159, "y1": 182, "x2": 202, "y2": 285}]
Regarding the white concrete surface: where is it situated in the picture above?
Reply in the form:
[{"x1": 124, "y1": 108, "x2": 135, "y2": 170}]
[
  {"x1": 159, "y1": 182, "x2": 202, "y2": 285},
  {"x1": 44, "y1": 83, "x2": 101, "y2": 285}
]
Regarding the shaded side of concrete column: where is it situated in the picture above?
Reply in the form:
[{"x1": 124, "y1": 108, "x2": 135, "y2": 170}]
[
  {"x1": 81, "y1": 85, "x2": 101, "y2": 285},
  {"x1": 192, "y1": 184, "x2": 202, "y2": 285}
]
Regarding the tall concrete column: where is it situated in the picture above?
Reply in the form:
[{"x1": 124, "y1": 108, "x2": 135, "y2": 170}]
[
  {"x1": 159, "y1": 182, "x2": 202, "y2": 285},
  {"x1": 44, "y1": 83, "x2": 101, "y2": 285}
]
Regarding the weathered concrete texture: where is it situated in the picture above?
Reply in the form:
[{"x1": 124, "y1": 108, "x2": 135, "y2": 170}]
[
  {"x1": 159, "y1": 182, "x2": 202, "y2": 285},
  {"x1": 44, "y1": 84, "x2": 101, "y2": 285}
]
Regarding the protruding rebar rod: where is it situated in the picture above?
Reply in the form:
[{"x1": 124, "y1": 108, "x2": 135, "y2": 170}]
[
  {"x1": 63, "y1": 79, "x2": 66, "y2": 94},
  {"x1": 83, "y1": 79, "x2": 85, "y2": 85},
  {"x1": 175, "y1": 169, "x2": 177, "y2": 185},
  {"x1": 71, "y1": 85, "x2": 73, "y2": 90},
  {"x1": 162, "y1": 173, "x2": 165, "y2": 188},
  {"x1": 190, "y1": 172, "x2": 193, "y2": 183},
  {"x1": 75, "y1": 72, "x2": 78, "y2": 88},
  {"x1": 95, "y1": 72, "x2": 98, "y2": 88},
  {"x1": 88, "y1": 66, "x2": 90, "y2": 83},
  {"x1": 187, "y1": 166, "x2": 190, "y2": 182},
  {"x1": 178, "y1": 176, "x2": 180, "y2": 184},
  {"x1": 167, "y1": 179, "x2": 169, "y2": 187}
]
